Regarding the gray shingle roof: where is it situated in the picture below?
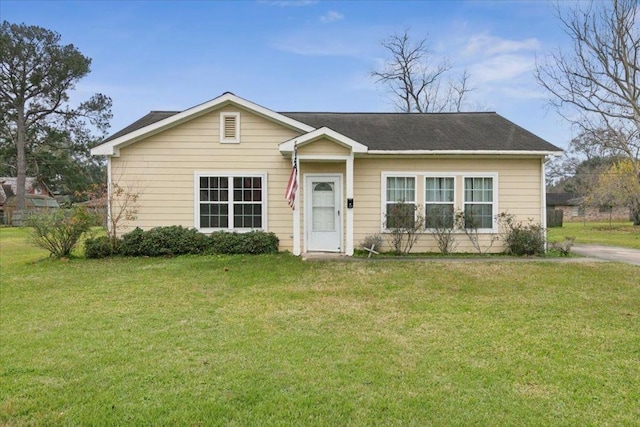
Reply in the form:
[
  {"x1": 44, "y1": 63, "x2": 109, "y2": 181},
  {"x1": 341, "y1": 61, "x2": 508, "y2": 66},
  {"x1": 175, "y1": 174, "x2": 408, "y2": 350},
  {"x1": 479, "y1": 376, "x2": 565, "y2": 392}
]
[
  {"x1": 101, "y1": 110, "x2": 562, "y2": 152},
  {"x1": 546, "y1": 192, "x2": 581, "y2": 206},
  {"x1": 102, "y1": 111, "x2": 178, "y2": 143},
  {"x1": 282, "y1": 112, "x2": 561, "y2": 152}
]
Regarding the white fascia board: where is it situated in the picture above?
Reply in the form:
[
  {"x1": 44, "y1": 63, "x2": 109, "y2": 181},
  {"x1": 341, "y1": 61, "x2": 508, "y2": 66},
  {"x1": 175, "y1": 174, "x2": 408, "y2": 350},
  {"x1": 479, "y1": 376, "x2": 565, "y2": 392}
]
[
  {"x1": 279, "y1": 127, "x2": 368, "y2": 154},
  {"x1": 366, "y1": 149, "x2": 564, "y2": 156},
  {"x1": 90, "y1": 92, "x2": 315, "y2": 156}
]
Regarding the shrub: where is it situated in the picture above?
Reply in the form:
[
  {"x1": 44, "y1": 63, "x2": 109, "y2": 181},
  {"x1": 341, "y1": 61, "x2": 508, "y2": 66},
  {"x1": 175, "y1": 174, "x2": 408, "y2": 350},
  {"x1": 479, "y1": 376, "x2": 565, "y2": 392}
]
[
  {"x1": 114, "y1": 227, "x2": 279, "y2": 257},
  {"x1": 210, "y1": 231, "x2": 279, "y2": 254},
  {"x1": 139, "y1": 226, "x2": 209, "y2": 256},
  {"x1": 458, "y1": 209, "x2": 498, "y2": 255},
  {"x1": 84, "y1": 236, "x2": 115, "y2": 259},
  {"x1": 384, "y1": 201, "x2": 425, "y2": 254},
  {"x1": 26, "y1": 207, "x2": 95, "y2": 258},
  {"x1": 497, "y1": 213, "x2": 545, "y2": 256},
  {"x1": 428, "y1": 214, "x2": 458, "y2": 255},
  {"x1": 549, "y1": 237, "x2": 575, "y2": 256},
  {"x1": 360, "y1": 234, "x2": 384, "y2": 251},
  {"x1": 118, "y1": 227, "x2": 146, "y2": 257}
]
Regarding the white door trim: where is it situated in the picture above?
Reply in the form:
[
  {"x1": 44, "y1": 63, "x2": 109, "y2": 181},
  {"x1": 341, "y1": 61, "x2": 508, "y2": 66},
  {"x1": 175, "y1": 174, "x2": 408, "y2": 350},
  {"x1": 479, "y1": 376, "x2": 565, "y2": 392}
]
[{"x1": 304, "y1": 173, "x2": 343, "y2": 253}]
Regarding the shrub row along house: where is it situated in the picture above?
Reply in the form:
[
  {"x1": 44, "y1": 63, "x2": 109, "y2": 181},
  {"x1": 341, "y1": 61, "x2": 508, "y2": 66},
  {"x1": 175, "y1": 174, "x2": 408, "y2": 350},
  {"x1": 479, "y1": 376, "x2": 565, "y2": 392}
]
[{"x1": 90, "y1": 92, "x2": 562, "y2": 255}]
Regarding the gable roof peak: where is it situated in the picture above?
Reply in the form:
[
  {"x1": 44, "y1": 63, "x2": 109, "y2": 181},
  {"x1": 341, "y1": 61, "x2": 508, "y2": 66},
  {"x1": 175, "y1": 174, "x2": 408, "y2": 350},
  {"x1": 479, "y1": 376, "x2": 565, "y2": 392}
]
[{"x1": 91, "y1": 92, "x2": 315, "y2": 156}]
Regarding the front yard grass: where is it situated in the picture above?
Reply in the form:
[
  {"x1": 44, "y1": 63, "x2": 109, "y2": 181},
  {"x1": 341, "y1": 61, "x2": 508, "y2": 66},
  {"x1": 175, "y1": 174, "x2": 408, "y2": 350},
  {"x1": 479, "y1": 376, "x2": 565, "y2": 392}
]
[
  {"x1": 547, "y1": 221, "x2": 640, "y2": 249},
  {"x1": 1, "y1": 227, "x2": 639, "y2": 425}
]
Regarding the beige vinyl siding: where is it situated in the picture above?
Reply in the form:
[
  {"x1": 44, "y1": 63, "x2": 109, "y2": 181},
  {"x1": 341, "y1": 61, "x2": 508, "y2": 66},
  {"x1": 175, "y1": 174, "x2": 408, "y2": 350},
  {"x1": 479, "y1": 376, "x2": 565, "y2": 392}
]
[
  {"x1": 111, "y1": 103, "x2": 546, "y2": 255},
  {"x1": 297, "y1": 138, "x2": 351, "y2": 156},
  {"x1": 111, "y1": 105, "x2": 302, "y2": 251},
  {"x1": 352, "y1": 156, "x2": 543, "y2": 253}
]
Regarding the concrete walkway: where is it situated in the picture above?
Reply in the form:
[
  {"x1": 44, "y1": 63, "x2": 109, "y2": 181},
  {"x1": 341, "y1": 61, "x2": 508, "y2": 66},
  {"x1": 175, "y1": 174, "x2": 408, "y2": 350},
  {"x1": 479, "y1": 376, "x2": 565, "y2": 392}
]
[
  {"x1": 302, "y1": 245, "x2": 640, "y2": 266},
  {"x1": 571, "y1": 244, "x2": 640, "y2": 266}
]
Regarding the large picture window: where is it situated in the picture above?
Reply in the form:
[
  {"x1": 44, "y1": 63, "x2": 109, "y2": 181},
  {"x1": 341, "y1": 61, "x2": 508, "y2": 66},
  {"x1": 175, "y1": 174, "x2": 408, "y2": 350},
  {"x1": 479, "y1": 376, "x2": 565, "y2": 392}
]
[
  {"x1": 197, "y1": 173, "x2": 265, "y2": 230},
  {"x1": 464, "y1": 177, "x2": 494, "y2": 229},
  {"x1": 384, "y1": 176, "x2": 416, "y2": 229},
  {"x1": 425, "y1": 177, "x2": 455, "y2": 228}
]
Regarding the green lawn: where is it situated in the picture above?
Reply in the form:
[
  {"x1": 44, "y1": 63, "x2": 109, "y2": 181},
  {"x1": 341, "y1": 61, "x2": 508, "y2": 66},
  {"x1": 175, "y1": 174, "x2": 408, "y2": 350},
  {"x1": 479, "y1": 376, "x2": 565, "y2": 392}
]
[
  {"x1": 1, "y1": 228, "x2": 639, "y2": 425},
  {"x1": 547, "y1": 221, "x2": 640, "y2": 249}
]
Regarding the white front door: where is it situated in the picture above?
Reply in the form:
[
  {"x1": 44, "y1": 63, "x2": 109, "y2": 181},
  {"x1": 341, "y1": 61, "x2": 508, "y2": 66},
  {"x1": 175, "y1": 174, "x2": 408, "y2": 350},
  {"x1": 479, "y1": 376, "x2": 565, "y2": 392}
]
[{"x1": 306, "y1": 175, "x2": 341, "y2": 252}]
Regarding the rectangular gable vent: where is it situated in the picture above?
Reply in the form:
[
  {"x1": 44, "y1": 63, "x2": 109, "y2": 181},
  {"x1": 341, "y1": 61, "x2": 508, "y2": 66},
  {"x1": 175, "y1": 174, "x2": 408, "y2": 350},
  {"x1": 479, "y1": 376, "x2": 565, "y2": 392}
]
[{"x1": 220, "y1": 112, "x2": 240, "y2": 143}]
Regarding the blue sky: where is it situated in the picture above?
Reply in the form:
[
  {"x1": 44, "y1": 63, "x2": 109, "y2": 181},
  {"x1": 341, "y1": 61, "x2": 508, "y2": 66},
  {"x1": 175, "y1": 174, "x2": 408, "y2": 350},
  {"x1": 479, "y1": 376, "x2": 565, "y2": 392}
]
[{"x1": 2, "y1": 0, "x2": 574, "y2": 148}]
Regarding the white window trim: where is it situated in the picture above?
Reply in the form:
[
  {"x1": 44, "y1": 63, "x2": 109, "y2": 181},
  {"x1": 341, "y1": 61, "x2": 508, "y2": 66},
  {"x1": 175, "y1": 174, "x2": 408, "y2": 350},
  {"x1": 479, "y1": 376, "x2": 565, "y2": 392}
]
[
  {"x1": 381, "y1": 172, "x2": 418, "y2": 232},
  {"x1": 194, "y1": 171, "x2": 268, "y2": 233},
  {"x1": 462, "y1": 173, "x2": 499, "y2": 232},
  {"x1": 220, "y1": 112, "x2": 240, "y2": 143},
  {"x1": 424, "y1": 175, "x2": 457, "y2": 230},
  {"x1": 380, "y1": 171, "x2": 499, "y2": 233}
]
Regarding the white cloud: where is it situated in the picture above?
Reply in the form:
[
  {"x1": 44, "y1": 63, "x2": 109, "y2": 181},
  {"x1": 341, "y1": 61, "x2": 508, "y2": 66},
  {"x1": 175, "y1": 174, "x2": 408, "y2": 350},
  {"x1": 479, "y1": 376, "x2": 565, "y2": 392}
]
[
  {"x1": 463, "y1": 33, "x2": 541, "y2": 56},
  {"x1": 319, "y1": 10, "x2": 344, "y2": 24},
  {"x1": 470, "y1": 54, "x2": 535, "y2": 83}
]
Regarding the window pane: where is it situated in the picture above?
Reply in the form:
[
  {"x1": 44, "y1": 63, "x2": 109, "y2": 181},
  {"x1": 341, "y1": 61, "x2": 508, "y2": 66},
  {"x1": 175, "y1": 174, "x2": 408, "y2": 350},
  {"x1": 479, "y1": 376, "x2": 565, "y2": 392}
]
[
  {"x1": 386, "y1": 203, "x2": 415, "y2": 229},
  {"x1": 465, "y1": 204, "x2": 493, "y2": 228},
  {"x1": 426, "y1": 177, "x2": 454, "y2": 202},
  {"x1": 425, "y1": 204, "x2": 454, "y2": 228},
  {"x1": 387, "y1": 176, "x2": 415, "y2": 203},
  {"x1": 464, "y1": 177, "x2": 492, "y2": 202},
  {"x1": 199, "y1": 175, "x2": 262, "y2": 230}
]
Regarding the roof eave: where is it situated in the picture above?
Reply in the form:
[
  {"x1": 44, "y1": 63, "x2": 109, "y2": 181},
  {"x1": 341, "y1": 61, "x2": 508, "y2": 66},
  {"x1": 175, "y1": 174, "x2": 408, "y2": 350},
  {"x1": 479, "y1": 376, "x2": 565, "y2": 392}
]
[{"x1": 365, "y1": 149, "x2": 564, "y2": 156}]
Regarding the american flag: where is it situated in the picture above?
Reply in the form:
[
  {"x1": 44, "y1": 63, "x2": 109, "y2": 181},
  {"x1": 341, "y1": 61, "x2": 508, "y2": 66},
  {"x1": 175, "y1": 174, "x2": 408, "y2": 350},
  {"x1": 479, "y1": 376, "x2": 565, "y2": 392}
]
[{"x1": 285, "y1": 145, "x2": 297, "y2": 209}]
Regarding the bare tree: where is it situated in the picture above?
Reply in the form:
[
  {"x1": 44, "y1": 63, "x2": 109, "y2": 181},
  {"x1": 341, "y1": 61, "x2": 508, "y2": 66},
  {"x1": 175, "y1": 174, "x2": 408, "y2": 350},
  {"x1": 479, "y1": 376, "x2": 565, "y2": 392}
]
[
  {"x1": 535, "y1": 0, "x2": 640, "y2": 195},
  {"x1": 372, "y1": 30, "x2": 472, "y2": 113}
]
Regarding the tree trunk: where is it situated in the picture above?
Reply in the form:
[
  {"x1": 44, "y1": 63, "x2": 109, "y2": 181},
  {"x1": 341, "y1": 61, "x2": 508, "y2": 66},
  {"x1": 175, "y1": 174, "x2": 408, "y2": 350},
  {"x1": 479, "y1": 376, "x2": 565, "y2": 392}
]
[
  {"x1": 632, "y1": 204, "x2": 640, "y2": 226},
  {"x1": 16, "y1": 104, "x2": 26, "y2": 211}
]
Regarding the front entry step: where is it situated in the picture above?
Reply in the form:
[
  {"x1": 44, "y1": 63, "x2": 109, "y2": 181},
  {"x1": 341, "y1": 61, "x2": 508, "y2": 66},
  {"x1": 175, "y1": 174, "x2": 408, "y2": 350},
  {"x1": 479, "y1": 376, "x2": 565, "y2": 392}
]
[{"x1": 301, "y1": 252, "x2": 348, "y2": 261}]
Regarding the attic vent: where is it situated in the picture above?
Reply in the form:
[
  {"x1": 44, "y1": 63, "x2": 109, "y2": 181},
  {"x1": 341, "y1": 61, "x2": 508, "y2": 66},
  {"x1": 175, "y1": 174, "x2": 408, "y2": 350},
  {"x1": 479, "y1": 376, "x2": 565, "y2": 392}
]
[{"x1": 220, "y1": 112, "x2": 240, "y2": 143}]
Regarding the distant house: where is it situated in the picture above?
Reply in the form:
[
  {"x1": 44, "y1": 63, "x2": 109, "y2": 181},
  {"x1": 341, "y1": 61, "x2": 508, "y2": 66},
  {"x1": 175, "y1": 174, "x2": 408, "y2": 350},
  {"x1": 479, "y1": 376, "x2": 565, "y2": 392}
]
[
  {"x1": 546, "y1": 192, "x2": 631, "y2": 222},
  {"x1": 0, "y1": 177, "x2": 58, "y2": 225},
  {"x1": 90, "y1": 92, "x2": 563, "y2": 255}
]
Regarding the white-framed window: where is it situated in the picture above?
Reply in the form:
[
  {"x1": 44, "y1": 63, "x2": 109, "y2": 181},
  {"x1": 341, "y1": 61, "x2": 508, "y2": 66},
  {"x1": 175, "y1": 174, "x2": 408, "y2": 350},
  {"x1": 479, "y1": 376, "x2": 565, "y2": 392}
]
[
  {"x1": 220, "y1": 112, "x2": 240, "y2": 143},
  {"x1": 383, "y1": 175, "x2": 416, "y2": 229},
  {"x1": 195, "y1": 172, "x2": 266, "y2": 231},
  {"x1": 425, "y1": 176, "x2": 455, "y2": 228},
  {"x1": 464, "y1": 176, "x2": 496, "y2": 230}
]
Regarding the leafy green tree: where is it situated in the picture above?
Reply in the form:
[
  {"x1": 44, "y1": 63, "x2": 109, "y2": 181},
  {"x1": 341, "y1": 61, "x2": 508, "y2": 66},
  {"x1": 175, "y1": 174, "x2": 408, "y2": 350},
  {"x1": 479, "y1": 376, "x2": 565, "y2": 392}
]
[
  {"x1": 587, "y1": 160, "x2": 640, "y2": 225},
  {"x1": 0, "y1": 21, "x2": 111, "y2": 210},
  {"x1": 0, "y1": 125, "x2": 106, "y2": 197}
]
